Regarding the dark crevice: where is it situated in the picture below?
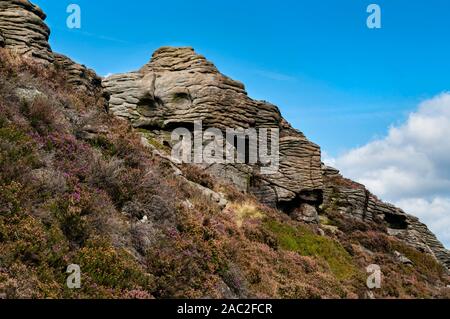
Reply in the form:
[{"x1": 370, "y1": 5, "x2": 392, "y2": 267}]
[
  {"x1": 362, "y1": 190, "x2": 370, "y2": 221},
  {"x1": 277, "y1": 196, "x2": 303, "y2": 215},
  {"x1": 277, "y1": 190, "x2": 323, "y2": 215},
  {"x1": 384, "y1": 213, "x2": 408, "y2": 230}
]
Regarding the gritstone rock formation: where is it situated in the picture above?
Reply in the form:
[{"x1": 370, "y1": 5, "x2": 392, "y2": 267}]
[
  {"x1": 0, "y1": 0, "x2": 102, "y2": 94},
  {"x1": 0, "y1": 0, "x2": 53, "y2": 63},
  {"x1": 322, "y1": 165, "x2": 450, "y2": 269},
  {"x1": 53, "y1": 53, "x2": 103, "y2": 96},
  {"x1": 103, "y1": 47, "x2": 323, "y2": 209}
]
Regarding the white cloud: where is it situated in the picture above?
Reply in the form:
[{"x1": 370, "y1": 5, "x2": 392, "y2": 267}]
[{"x1": 329, "y1": 92, "x2": 450, "y2": 248}]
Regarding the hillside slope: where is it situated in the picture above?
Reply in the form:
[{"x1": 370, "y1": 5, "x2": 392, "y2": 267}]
[{"x1": 0, "y1": 0, "x2": 449, "y2": 299}]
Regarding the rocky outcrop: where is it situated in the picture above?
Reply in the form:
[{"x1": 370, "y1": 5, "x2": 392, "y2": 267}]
[
  {"x1": 103, "y1": 47, "x2": 450, "y2": 271},
  {"x1": 0, "y1": 0, "x2": 53, "y2": 63},
  {"x1": 0, "y1": 1, "x2": 101, "y2": 96},
  {"x1": 322, "y1": 165, "x2": 450, "y2": 270},
  {"x1": 53, "y1": 53, "x2": 103, "y2": 96},
  {"x1": 103, "y1": 47, "x2": 323, "y2": 208}
]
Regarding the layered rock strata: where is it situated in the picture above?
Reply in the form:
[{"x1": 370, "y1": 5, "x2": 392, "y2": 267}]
[
  {"x1": 103, "y1": 47, "x2": 323, "y2": 208},
  {"x1": 0, "y1": 0, "x2": 53, "y2": 63},
  {"x1": 0, "y1": 1, "x2": 101, "y2": 95},
  {"x1": 53, "y1": 53, "x2": 103, "y2": 95},
  {"x1": 322, "y1": 165, "x2": 450, "y2": 269}
]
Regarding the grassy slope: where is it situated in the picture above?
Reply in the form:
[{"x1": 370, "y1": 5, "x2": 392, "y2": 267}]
[{"x1": 0, "y1": 49, "x2": 449, "y2": 299}]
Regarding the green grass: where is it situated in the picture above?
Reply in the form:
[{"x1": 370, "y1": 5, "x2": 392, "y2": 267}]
[
  {"x1": 264, "y1": 220, "x2": 358, "y2": 280},
  {"x1": 392, "y1": 241, "x2": 445, "y2": 279},
  {"x1": 137, "y1": 129, "x2": 171, "y2": 153}
]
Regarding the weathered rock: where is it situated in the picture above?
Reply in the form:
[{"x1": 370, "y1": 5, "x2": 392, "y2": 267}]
[
  {"x1": 322, "y1": 165, "x2": 450, "y2": 270},
  {"x1": 14, "y1": 87, "x2": 44, "y2": 104},
  {"x1": 103, "y1": 47, "x2": 323, "y2": 208},
  {"x1": 53, "y1": 53, "x2": 103, "y2": 96},
  {"x1": 394, "y1": 251, "x2": 413, "y2": 265},
  {"x1": 185, "y1": 179, "x2": 228, "y2": 210},
  {"x1": 75, "y1": 124, "x2": 108, "y2": 142},
  {"x1": 291, "y1": 203, "x2": 320, "y2": 224},
  {"x1": 103, "y1": 47, "x2": 450, "y2": 271},
  {"x1": 0, "y1": 1, "x2": 104, "y2": 97},
  {"x1": 0, "y1": 0, "x2": 53, "y2": 63}
]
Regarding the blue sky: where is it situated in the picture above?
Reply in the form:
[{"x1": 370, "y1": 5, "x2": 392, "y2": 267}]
[{"x1": 33, "y1": 0, "x2": 450, "y2": 157}]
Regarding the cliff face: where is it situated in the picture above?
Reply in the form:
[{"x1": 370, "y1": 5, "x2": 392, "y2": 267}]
[{"x1": 0, "y1": 0, "x2": 449, "y2": 298}]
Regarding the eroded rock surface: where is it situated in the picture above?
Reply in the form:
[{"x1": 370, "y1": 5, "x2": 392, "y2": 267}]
[
  {"x1": 103, "y1": 47, "x2": 323, "y2": 207},
  {"x1": 53, "y1": 53, "x2": 103, "y2": 96},
  {"x1": 0, "y1": 0, "x2": 53, "y2": 63},
  {"x1": 0, "y1": 1, "x2": 101, "y2": 95},
  {"x1": 322, "y1": 165, "x2": 450, "y2": 269}
]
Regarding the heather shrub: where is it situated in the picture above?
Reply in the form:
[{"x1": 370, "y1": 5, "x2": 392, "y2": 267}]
[
  {"x1": 145, "y1": 204, "x2": 230, "y2": 298},
  {"x1": 76, "y1": 238, "x2": 153, "y2": 291},
  {"x1": 123, "y1": 289, "x2": 153, "y2": 299},
  {"x1": 130, "y1": 222, "x2": 161, "y2": 255},
  {"x1": 0, "y1": 182, "x2": 23, "y2": 215},
  {"x1": 180, "y1": 164, "x2": 215, "y2": 189},
  {"x1": 27, "y1": 168, "x2": 68, "y2": 198},
  {"x1": 86, "y1": 133, "x2": 117, "y2": 155},
  {"x1": 0, "y1": 125, "x2": 39, "y2": 183},
  {"x1": 86, "y1": 154, "x2": 147, "y2": 208},
  {"x1": 326, "y1": 211, "x2": 369, "y2": 233},
  {"x1": 440, "y1": 287, "x2": 450, "y2": 299},
  {"x1": 350, "y1": 230, "x2": 392, "y2": 253},
  {"x1": 109, "y1": 128, "x2": 149, "y2": 168},
  {"x1": 0, "y1": 208, "x2": 69, "y2": 298},
  {"x1": 188, "y1": 191, "x2": 222, "y2": 217},
  {"x1": 20, "y1": 95, "x2": 60, "y2": 134},
  {"x1": 123, "y1": 195, "x2": 175, "y2": 225},
  {"x1": 219, "y1": 263, "x2": 249, "y2": 297},
  {"x1": 218, "y1": 182, "x2": 247, "y2": 203},
  {"x1": 50, "y1": 197, "x2": 90, "y2": 246}
]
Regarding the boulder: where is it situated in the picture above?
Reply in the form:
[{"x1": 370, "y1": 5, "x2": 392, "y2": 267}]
[
  {"x1": 394, "y1": 251, "x2": 413, "y2": 265},
  {"x1": 14, "y1": 87, "x2": 45, "y2": 104},
  {"x1": 291, "y1": 203, "x2": 320, "y2": 224}
]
